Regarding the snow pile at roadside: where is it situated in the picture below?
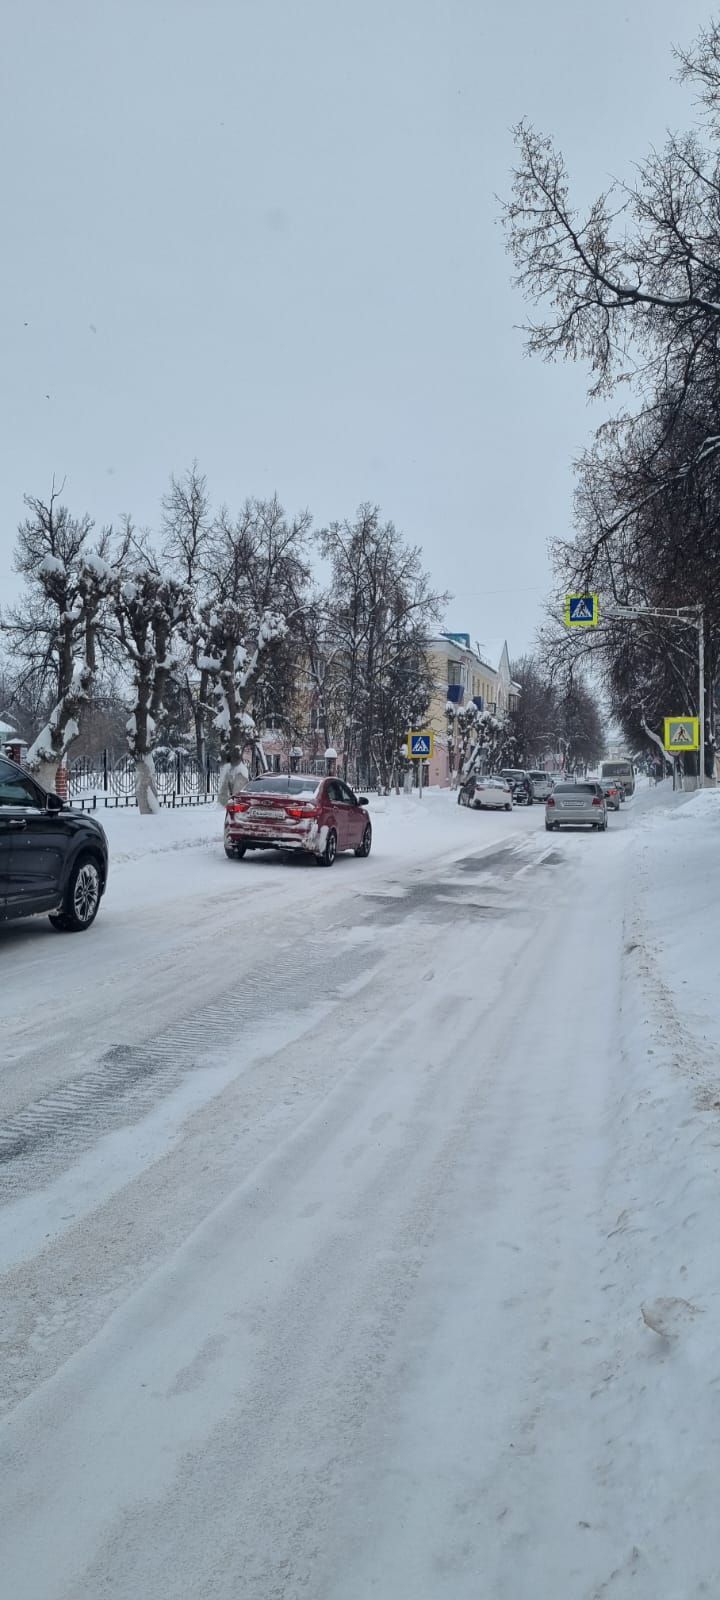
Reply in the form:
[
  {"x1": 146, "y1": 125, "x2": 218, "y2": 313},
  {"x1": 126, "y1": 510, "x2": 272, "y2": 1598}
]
[
  {"x1": 85, "y1": 786, "x2": 533, "y2": 872},
  {"x1": 632, "y1": 787, "x2": 720, "y2": 1051},
  {"x1": 596, "y1": 787, "x2": 720, "y2": 1573}
]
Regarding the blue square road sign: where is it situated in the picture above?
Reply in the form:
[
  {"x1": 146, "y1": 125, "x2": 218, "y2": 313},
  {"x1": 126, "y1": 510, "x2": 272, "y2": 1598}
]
[{"x1": 565, "y1": 592, "x2": 599, "y2": 628}]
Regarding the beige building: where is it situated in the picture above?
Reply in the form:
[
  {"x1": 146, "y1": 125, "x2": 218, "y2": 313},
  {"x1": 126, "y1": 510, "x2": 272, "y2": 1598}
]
[{"x1": 425, "y1": 633, "x2": 521, "y2": 784}]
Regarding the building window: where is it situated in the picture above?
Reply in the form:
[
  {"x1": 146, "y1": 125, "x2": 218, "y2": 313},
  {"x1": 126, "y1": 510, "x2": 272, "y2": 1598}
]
[{"x1": 448, "y1": 661, "x2": 463, "y2": 686}]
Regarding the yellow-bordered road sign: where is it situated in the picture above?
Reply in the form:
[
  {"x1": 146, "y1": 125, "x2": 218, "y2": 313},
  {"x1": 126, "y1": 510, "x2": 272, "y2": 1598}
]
[
  {"x1": 407, "y1": 731, "x2": 434, "y2": 759},
  {"x1": 565, "y1": 592, "x2": 600, "y2": 628},
  {"x1": 663, "y1": 717, "x2": 700, "y2": 752}
]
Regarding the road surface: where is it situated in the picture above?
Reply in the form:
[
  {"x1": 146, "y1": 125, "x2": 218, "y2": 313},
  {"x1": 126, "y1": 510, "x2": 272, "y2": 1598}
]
[{"x1": 1, "y1": 793, "x2": 713, "y2": 1598}]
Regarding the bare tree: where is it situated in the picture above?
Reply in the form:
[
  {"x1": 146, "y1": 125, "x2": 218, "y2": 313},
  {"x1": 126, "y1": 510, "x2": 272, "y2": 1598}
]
[
  {"x1": 502, "y1": 20, "x2": 720, "y2": 775},
  {"x1": 320, "y1": 507, "x2": 448, "y2": 785},
  {"x1": 162, "y1": 463, "x2": 214, "y2": 766}
]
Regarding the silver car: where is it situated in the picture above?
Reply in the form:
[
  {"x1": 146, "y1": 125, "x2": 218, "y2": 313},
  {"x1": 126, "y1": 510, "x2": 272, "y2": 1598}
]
[
  {"x1": 545, "y1": 781, "x2": 608, "y2": 831},
  {"x1": 528, "y1": 769, "x2": 553, "y2": 802}
]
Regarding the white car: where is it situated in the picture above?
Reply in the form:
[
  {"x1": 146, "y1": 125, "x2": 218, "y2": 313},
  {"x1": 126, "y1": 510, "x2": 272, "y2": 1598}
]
[{"x1": 458, "y1": 775, "x2": 513, "y2": 811}]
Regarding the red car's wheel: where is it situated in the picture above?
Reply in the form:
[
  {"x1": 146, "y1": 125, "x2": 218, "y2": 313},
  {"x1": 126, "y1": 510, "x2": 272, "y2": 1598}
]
[
  {"x1": 316, "y1": 828, "x2": 337, "y2": 867},
  {"x1": 354, "y1": 824, "x2": 372, "y2": 858}
]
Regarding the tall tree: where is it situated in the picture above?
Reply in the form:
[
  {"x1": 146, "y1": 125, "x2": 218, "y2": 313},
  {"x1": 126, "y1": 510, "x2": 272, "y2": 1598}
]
[
  {"x1": 2, "y1": 484, "x2": 114, "y2": 789},
  {"x1": 162, "y1": 463, "x2": 214, "y2": 767},
  {"x1": 509, "y1": 656, "x2": 560, "y2": 767},
  {"x1": 320, "y1": 506, "x2": 447, "y2": 785},
  {"x1": 114, "y1": 523, "x2": 193, "y2": 813},
  {"x1": 502, "y1": 20, "x2": 720, "y2": 775},
  {"x1": 201, "y1": 495, "x2": 311, "y2": 801}
]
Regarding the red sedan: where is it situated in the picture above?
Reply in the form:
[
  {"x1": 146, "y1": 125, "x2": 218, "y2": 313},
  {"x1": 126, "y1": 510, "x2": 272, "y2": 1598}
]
[{"x1": 224, "y1": 774, "x2": 372, "y2": 867}]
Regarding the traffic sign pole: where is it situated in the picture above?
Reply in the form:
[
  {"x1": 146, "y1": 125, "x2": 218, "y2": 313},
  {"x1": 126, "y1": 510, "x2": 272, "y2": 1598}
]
[{"x1": 699, "y1": 609, "x2": 706, "y2": 785}]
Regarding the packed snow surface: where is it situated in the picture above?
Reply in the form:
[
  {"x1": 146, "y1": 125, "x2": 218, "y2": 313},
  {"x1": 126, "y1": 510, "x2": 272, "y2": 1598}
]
[{"x1": 2, "y1": 781, "x2": 720, "y2": 1598}]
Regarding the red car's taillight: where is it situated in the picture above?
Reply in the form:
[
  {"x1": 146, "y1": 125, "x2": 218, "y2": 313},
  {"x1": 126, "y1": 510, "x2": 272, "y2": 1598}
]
[
  {"x1": 226, "y1": 799, "x2": 250, "y2": 815},
  {"x1": 546, "y1": 796, "x2": 555, "y2": 807},
  {"x1": 286, "y1": 803, "x2": 319, "y2": 819}
]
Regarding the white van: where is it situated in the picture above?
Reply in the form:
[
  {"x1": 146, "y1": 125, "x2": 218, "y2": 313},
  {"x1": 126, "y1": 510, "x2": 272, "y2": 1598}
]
[{"x1": 600, "y1": 758, "x2": 635, "y2": 797}]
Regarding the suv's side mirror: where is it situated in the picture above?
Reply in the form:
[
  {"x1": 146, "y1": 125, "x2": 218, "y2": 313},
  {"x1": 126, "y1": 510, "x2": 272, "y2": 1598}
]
[{"x1": 46, "y1": 792, "x2": 64, "y2": 813}]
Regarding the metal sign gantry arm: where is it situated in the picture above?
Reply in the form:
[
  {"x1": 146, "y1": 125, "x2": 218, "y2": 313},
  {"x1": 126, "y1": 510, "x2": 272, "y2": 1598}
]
[{"x1": 601, "y1": 604, "x2": 705, "y2": 781}]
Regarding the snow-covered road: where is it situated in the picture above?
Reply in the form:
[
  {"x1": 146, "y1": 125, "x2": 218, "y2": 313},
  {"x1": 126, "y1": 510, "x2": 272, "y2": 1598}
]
[{"x1": 3, "y1": 787, "x2": 720, "y2": 1598}]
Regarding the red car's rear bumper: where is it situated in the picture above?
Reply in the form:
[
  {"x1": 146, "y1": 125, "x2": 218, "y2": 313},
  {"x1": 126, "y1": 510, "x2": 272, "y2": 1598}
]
[{"x1": 225, "y1": 818, "x2": 325, "y2": 854}]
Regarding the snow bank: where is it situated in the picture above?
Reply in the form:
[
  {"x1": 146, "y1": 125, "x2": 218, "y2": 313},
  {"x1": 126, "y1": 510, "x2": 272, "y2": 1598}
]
[
  {"x1": 629, "y1": 786, "x2": 720, "y2": 1058},
  {"x1": 68, "y1": 787, "x2": 540, "y2": 919}
]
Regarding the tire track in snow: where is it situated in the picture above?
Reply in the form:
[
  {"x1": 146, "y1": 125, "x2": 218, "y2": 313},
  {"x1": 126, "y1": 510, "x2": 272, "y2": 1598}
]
[
  {"x1": 0, "y1": 840, "x2": 537, "y2": 1189},
  {"x1": 0, "y1": 943, "x2": 379, "y2": 1192}
]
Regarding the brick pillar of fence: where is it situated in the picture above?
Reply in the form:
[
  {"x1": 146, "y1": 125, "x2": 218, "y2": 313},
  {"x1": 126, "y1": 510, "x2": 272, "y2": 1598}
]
[{"x1": 54, "y1": 765, "x2": 69, "y2": 801}]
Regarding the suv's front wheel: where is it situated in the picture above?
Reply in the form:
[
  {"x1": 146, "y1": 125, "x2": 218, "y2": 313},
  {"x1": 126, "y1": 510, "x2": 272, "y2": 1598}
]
[{"x1": 49, "y1": 854, "x2": 103, "y2": 932}]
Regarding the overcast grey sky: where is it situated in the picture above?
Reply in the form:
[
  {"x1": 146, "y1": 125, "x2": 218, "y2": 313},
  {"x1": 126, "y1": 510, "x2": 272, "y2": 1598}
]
[{"x1": 0, "y1": 0, "x2": 713, "y2": 665}]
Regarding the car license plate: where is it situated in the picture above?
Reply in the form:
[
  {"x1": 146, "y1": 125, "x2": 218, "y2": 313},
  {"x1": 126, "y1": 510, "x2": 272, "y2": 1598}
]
[{"x1": 249, "y1": 807, "x2": 282, "y2": 819}]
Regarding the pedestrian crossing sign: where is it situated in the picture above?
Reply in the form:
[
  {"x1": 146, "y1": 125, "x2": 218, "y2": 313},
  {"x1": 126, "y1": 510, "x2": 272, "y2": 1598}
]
[
  {"x1": 663, "y1": 717, "x2": 700, "y2": 752},
  {"x1": 408, "y1": 731, "x2": 434, "y2": 759},
  {"x1": 565, "y1": 593, "x2": 600, "y2": 628}
]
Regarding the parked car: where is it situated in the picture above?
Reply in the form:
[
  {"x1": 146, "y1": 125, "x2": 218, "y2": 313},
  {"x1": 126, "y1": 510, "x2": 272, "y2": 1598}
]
[
  {"x1": 528, "y1": 770, "x2": 554, "y2": 802},
  {"x1": 0, "y1": 755, "x2": 108, "y2": 930},
  {"x1": 545, "y1": 781, "x2": 608, "y2": 832},
  {"x1": 500, "y1": 768, "x2": 533, "y2": 805},
  {"x1": 600, "y1": 778, "x2": 622, "y2": 812},
  {"x1": 457, "y1": 775, "x2": 513, "y2": 811},
  {"x1": 224, "y1": 774, "x2": 372, "y2": 866}
]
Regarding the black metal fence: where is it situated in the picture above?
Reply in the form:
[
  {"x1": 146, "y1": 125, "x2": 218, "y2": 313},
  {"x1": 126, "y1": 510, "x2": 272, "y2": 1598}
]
[
  {"x1": 68, "y1": 749, "x2": 220, "y2": 806},
  {"x1": 67, "y1": 748, "x2": 382, "y2": 810}
]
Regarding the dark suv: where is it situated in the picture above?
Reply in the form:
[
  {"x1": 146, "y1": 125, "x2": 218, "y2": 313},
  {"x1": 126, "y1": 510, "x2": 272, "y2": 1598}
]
[{"x1": 0, "y1": 756, "x2": 108, "y2": 931}]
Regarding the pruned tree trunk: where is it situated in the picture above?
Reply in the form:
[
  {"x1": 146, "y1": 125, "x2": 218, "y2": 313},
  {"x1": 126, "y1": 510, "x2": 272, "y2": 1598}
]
[
  {"x1": 26, "y1": 660, "x2": 92, "y2": 792},
  {"x1": 194, "y1": 666, "x2": 210, "y2": 767},
  {"x1": 24, "y1": 543, "x2": 110, "y2": 792},
  {"x1": 115, "y1": 548, "x2": 190, "y2": 816},
  {"x1": 210, "y1": 613, "x2": 284, "y2": 803},
  {"x1": 127, "y1": 679, "x2": 161, "y2": 816},
  {"x1": 135, "y1": 752, "x2": 161, "y2": 813}
]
